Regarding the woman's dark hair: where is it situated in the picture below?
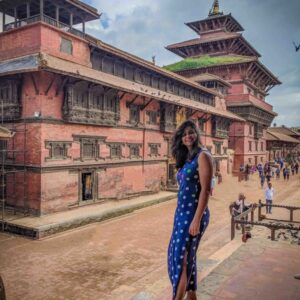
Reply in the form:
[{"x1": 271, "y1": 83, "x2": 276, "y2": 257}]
[{"x1": 171, "y1": 120, "x2": 201, "y2": 169}]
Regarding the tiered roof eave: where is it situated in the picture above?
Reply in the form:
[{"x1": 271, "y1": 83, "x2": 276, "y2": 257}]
[{"x1": 185, "y1": 13, "x2": 244, "y2": 36}]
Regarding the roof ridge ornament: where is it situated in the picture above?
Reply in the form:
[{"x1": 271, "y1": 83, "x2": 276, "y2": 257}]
[{"x1": 209, "y1": 0, "x2": 223, "y2": 17}]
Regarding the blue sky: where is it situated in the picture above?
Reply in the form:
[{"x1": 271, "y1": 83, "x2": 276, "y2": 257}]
[{"x1": 84, "y1": 0, "x2": 300, "y2": 127}]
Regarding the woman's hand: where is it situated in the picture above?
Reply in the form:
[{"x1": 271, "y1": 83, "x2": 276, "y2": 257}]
[{"x1": 189, "y1": 217, "x2": 200, "y2": 236}]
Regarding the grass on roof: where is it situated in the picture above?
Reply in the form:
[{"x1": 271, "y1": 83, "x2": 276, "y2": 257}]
[{"x1": 163, "y1": 55, "x2": 251, "y2": 72}]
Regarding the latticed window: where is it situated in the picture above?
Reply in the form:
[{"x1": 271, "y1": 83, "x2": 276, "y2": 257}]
[
  {"x1": 0, "y1": 140, "x2": 7, "y2": 161},
  {"x1": 261, "y1": 142, "x2": 264, "y2": 151},
  {"x1": 129, "y1": 144, "x2": 141, "y2": 158},
  {"x1": 214, "y1": 142, "x2": 222, "y2": 155},
  {"x1": 148, "y1": 111, "x2": 157, "y2": 125},
  {"x1": 45, "y1": 142, "x2": 71, "y2": 160},
  {"x1": 129, "y1": 104, "x2": 140, "y2": 124},
  {"x1": 198, "y1": 118, "x2": 205, "y2": 132},
  {"x1": 149, "y1": 143, "x2": 160, "y2": 157},
  {"x1": 0, "y1": 86, "x2": 9, "y2": 101},
  {"x1": 249, "y1": 141, "x2": 252, "y2": 152},
  {"x1": 53, "y1": 144, "x2": 65, "y2": 158},
  {"x1": 83, "y1": 142, "x2": 96, "y2": 159},
  {"x1": 110, "y1": 144, "x2": 122, "y2": 158}
]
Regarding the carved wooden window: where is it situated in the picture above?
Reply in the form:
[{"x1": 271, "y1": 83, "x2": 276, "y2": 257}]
[
  {"x1": 108, "y1": 143, "x2": 123, "y2": 159},
  {"x1": 261, "y1": 142, "x2": 264, "y2": 151},
  {"x1": 103, "y1": 56, "x2": 114, "y2": 74},
  {"x1": 255, "y1": 141, "x2": 258, "y2": 152},
  {"x1": 148, "y1": 111, "x2": 158, "y2": 125},
  {"x1": 198, "y1": 118, "x2": 205, "y2": 133},
  {"x1": 149, "y1": 143, "x2": 160, "y2": 157},
  {"x1": 249, "y1": 124, "x2": 253, "y2": 135},
  {"x1": 60, "y1": 37, "x2": 73, "y2": 55},
  {"x1": 0, "y1": 140, "x2": 7, "y2": 161},
  {"x1": 82, "y1": 141, "x2": 97, "y2": 159},
  {"x1": 45, "y1": 141, "x2": 71, "y2": 160},
  {"x1": 152, "y1": 77, "x2": 159, "y2": 89},
  {"x1": 249, "y1": 141, "x2": 252, "y2": 152},
  {"x1": 128, "y1": 144, "x2": 141, "y2": 158},
  {"x1": 115, "y1": 61, "x2": 124, "y2": 77},
  {"x1": 134, "y1": 69, "x2": 143, "y2": 83},
  {"x1": 214, "y1": 142, "x2": 222, "y2": 155},
  {"x1": 174, "y1": 84, "x2": 179, "y2": 95},
  {"x1": 125, "y1": 65, "x2": 134, "y2": 81},
  {"x1": 0, "y1": 86, "x2": 9, "y2": 101},
  {"x1": 167, "y1": 81, "x2": 174, "y2": 93},
  {"x1": 143, "y1": 73, "x2": 151, "y2": 86},
  {"x1": 129, "y1": 104, "x2": 140, "y2": 124}
]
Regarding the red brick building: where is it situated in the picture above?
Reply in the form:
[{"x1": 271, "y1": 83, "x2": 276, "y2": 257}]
[
  {"x1": 164, "y1": 0, "x2": 281, "y2": 172},
  {"x1": 266, "y1": 127, "x2": 300, "y2": 161},
  {"x1": 0, "y1": 0, "x2": 242, "y2": 215}
]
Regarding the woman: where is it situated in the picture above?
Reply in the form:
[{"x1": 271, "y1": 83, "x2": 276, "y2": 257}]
[{"x1": 168, "y1": 120, "x2": 213, "y2": 300}]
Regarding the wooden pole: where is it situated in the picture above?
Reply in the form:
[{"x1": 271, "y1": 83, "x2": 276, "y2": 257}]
[
  {"x1": 14, "y1": 7, "x2": 17, "y2": 28},
  {"x1": 290, "y1": 209, "x2": 294, "y2": 222},
  {"x1": 70, "y1": 13, "x2": 73, "y2": 28},
  {"x1": 258, "y1": 199, "x2": 262, "y2": 221},
  {"x1": 231, "y1": 214, "x2": 235, "y2": 240}
]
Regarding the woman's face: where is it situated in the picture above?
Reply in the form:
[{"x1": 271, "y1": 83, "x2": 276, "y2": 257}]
[{"x1": 182, "y1": 126, "x2": 197, "y2": 148}]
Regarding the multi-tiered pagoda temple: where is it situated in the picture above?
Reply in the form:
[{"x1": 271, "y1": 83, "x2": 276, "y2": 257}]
[{"x1": 165, "y1": 0, "x2": 281, "y2": 171}]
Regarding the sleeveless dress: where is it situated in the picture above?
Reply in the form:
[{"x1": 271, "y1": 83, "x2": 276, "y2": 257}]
[{"x1": 168, "y1": 149, "x2": 210, "y2": 299}]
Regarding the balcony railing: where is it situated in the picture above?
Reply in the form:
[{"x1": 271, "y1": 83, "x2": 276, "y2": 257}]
[{"x1": 3, "y1": 14, "x2": 85, "y2": 39}]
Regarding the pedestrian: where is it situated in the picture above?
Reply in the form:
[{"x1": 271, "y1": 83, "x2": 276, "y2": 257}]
[
  {"x1": 286, "y1": 167, "x2": 290, "y2": 181},
  {"x1": 266, "y1": 172, "x2": 272, "y2": 182},
  {"x1": 275, "y1": 167, "x2": 280, "y2": 179},
  {"x1": 283, "y1": 167, "x2": 287, "y2": 180},
  {"x1": 265, "y1": 182, "x2": 274, "y2": 214},
  {"x1": 291, "y1": 165, "x2": 295, "y2": 176},
  {"x1": 167, "y1": 120, "x2": 212, "y2": 300},
  {"x1": 260, "y1": 173, "x2": 266, "y2": 188},
  {"x1": 295, "y1": 162, "x2": 299, "y2": 174},
  {"x1": 210, "y1": 175, "x2": 216, "y2": 196}
]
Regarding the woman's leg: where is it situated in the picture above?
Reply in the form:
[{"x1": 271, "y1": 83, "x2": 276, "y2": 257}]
[
  {"x1": 175, "y1": 255, "x2": 188, "y2": 300},
  {"x1": 186, "y1": 291, "x2": 197, "y2": 300}
]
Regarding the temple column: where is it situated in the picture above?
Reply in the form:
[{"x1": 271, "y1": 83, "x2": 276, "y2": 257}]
[
  {"x1": 14, "y1": 7, "x2": 17, "y2": 28},
  {"x1": 26, "y1": 2, "x2": 30, "y2": 18},
  {"x1": 82, "y1": 19, "x2": 85, "y2": 34},
  {"x1": 2, "y1": 12, "x2": 5, "y2": 32},
  {"x1": 56, "y1": 6, "x2": 60, "y2": 26},
  {"x1": 40, "y1": 0, "x2": 44, "y2": 18},
  {"x1": 70, "y1": 13, "x2": 73, "y2": 28}
]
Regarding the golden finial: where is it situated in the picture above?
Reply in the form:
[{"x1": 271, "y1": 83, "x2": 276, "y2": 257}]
[{"x1": 209, "y1": 0, "x2": 222, "y2": 16}]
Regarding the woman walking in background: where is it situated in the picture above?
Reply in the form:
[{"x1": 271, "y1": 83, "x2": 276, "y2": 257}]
[{"x1": 168, "y1": 120, "x2": 213, "y2": 300}]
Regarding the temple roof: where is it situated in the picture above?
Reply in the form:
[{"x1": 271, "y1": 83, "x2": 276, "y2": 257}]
[
  {"x1": 185, "y1": 14, "x2": 244, "y2": 35},
  {"x1": 166, "y1": 34, "x2": 260, "y2": 58},
  {"x1": 163, "y1": 55, "x2": 256, "y2": 72},
  {"x1": 188, "y1": 74, "x2": 231, "y2": 87},
  {"x1": 268, "y1": 127, "x2": 300, "y2": 138},
  {"x1": 266, "y1": 131, "x2": 300, "y2": 144}
]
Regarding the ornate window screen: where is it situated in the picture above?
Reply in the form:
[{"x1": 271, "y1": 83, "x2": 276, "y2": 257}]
[
  {"x1": 149, "y1": 143, "x2": 161, "y2": 157},
  {"x1": 73, "y1": 135, "x2": 106, "y2": 161},
  {"x1": 128, "y1": 144, "x2": 142, "y2": 158},
  {"x1": 129, "y1": 104, "x2": 140, "y2": 124},
  {"x1": 107, "y1": 143, "x2": 125, "y2": 159},
  {"x1": 45, "y1": 141, "x2": 72, "y2": 160}
]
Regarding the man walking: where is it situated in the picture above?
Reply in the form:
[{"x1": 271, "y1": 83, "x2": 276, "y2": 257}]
[{"x1": 265, "y1": 182, "x2": 274, "y2": 214}]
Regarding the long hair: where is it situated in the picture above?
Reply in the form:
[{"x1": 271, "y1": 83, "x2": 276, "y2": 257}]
[{"x1": 172, "y1": 120, "x2": 201, "y2": 169}]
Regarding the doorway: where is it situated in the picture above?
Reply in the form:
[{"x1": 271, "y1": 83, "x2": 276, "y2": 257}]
[{"x1": 81, "y1": 172, "x2": 94, "y2": 201}]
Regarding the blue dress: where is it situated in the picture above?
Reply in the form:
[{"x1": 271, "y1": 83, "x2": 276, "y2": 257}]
[{"x1": 168, "y1": 149, "x2": 210, "y2": 299}]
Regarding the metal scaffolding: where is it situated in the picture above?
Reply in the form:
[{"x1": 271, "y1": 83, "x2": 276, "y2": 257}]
[{"x1": 0, "y1": 100, "x2": 28, "y2": 231}]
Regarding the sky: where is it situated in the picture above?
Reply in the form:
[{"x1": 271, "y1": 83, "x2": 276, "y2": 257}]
[
  {"x1": 1, "y1": 0, "x2": 299, "y2": 126},
  {"x1": 80, "y1": 0, "x2": 300, "y2": 127}
]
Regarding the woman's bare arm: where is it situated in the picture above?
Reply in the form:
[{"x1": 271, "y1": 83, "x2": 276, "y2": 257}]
[{"x1": 189, "y1": 151, "x2": 213, "y2": 236}]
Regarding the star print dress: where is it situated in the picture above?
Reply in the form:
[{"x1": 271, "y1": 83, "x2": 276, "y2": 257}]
[{"x1": 168, "y1": 149, "x2": 210, "y2": 299}]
